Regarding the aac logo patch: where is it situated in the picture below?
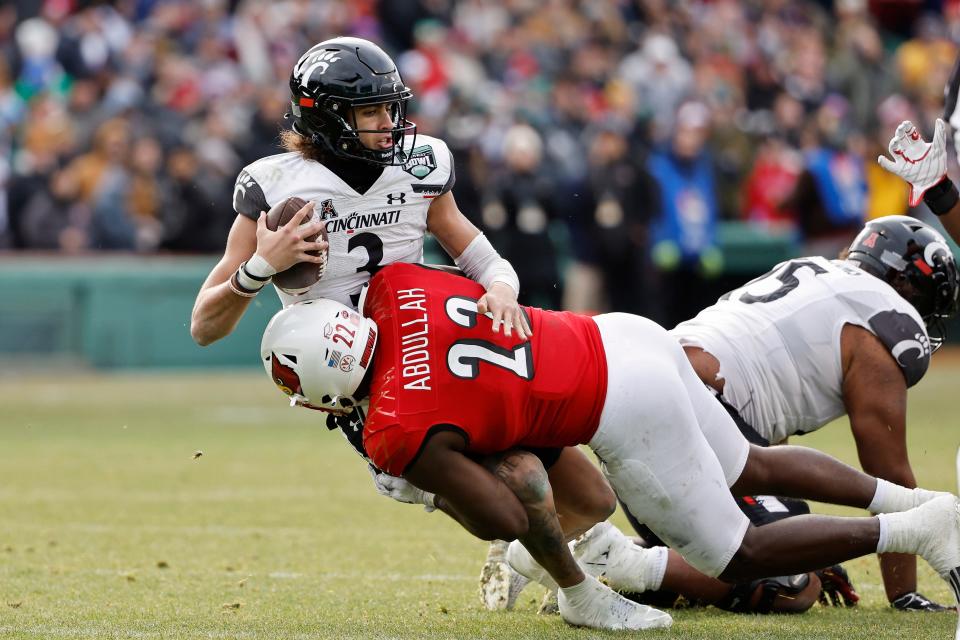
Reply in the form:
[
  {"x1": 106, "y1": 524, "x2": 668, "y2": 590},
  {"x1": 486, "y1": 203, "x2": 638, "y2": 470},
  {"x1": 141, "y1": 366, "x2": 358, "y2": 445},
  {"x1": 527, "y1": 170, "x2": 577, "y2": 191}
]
[
  {"x1": 402, "y1": 145, "x2": 437, "y2": 179},
  {"x1": 319, "y1": 199, "x2": 339, "y2": 220}
]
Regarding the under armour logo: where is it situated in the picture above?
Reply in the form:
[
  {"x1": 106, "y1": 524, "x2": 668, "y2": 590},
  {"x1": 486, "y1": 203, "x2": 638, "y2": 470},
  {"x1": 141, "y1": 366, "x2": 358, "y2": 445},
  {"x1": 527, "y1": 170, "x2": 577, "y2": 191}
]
[
  {"x1": 294, "y1": 49, "x2": 342, "y2": 87},
  {"x1": 387, "y1": 192, "x2": 406, "y2": 205}
]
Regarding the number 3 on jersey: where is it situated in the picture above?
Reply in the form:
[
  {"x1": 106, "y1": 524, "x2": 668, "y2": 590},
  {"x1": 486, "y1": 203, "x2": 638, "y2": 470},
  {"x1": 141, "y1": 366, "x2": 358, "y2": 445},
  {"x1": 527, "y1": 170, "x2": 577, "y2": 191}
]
[
  {"x1": 444, "y1": 296, "x2": 534, "y2": 380},
  {"x1": 348, "y1": 232, "x2": 384, "y2": 306}
]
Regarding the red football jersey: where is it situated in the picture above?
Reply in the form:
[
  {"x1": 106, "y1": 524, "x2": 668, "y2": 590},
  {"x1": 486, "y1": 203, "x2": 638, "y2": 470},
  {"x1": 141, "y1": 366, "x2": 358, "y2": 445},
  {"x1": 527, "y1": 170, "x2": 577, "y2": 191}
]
[{"x1": 361, "y1": 263, "x2": 607, "y2": 476}]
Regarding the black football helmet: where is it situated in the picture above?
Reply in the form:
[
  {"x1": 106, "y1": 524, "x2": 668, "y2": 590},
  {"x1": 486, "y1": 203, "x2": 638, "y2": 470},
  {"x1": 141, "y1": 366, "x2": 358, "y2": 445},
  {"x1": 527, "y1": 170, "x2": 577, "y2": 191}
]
[
  {"x1": 288, "y1": 37, "x2": 415, "y2": 165},
  {"x1": 846, "y1": 215, "x2": 960, "y2": 350}
]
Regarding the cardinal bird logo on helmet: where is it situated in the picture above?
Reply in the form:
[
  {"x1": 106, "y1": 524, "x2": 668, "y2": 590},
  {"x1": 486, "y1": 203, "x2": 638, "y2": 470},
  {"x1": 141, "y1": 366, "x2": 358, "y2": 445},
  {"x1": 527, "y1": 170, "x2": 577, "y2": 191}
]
[{"x1": 270, "y1": 353, "x2": 303, "y2": 396}]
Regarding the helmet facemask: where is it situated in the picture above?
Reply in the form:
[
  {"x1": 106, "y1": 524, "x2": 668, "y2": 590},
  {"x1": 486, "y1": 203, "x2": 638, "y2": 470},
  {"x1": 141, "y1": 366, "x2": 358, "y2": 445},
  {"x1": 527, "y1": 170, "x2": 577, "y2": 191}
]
[
  {"x1": 900, "y1": 249, "x2": 960, "y2": 351},
  {"x1": 291, "y1": 94, "x2": 417, "y2": 166},
  {"x1": 848, "y1": 216, "x2": 960, "y2": 352},
  {"x1": 288, "y1": 37, "x2": 417, "y2": 167}
]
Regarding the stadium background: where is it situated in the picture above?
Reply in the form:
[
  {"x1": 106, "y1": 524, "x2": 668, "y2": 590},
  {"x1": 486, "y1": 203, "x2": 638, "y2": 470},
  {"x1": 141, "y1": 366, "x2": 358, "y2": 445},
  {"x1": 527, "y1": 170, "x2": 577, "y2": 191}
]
[
  {"x1": 4, "y1": 3, "x2": 960, "y2": 639},
  {"x1": 2, "y1": 0, "x2": 960, "y2": 367}
]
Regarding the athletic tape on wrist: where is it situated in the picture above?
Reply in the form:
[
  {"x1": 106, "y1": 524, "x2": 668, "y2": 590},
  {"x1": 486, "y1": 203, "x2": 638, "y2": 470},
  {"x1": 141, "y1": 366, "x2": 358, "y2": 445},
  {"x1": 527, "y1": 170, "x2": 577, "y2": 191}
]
[
  {"x1": 236, "y1": 262, "x2": 269, "y2": 292},
  {"x1": 454, "y1": 233, "x2": 520, "y2": 297},
  {"x1": 245, "y1": 253, "x2": 277, "y2": 278}
]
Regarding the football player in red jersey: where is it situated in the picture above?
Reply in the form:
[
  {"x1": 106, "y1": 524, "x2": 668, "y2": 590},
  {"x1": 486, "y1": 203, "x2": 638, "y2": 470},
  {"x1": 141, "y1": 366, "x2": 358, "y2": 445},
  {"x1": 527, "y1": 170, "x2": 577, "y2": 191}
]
[{"x1": 262, "y1": 263, "x2": 960, "y2": 632}]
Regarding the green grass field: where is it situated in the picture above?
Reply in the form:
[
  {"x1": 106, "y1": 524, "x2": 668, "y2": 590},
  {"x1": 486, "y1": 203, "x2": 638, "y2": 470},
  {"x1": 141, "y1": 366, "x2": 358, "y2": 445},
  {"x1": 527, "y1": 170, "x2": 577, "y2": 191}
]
[{"x1": 1, "y1": 357, "x2": 960, "y2": 639}]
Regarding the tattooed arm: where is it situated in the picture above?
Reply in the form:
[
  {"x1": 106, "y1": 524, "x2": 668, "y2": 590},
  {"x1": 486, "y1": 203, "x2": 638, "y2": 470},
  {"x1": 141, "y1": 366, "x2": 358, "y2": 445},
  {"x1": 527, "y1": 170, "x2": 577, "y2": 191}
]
[{"x1": 403, "y1": 430, "x2": 585, "y2": 588}]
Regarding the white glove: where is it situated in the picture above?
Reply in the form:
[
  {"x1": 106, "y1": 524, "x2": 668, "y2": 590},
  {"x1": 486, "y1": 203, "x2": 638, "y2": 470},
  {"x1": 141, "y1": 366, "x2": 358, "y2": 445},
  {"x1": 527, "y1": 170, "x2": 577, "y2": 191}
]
[
  {"x1": 368, "y1": 465, "x2": 436, "y2": 512},
  {"x1": 877, "y1": 119, "x2": 948, "y2": 206}
]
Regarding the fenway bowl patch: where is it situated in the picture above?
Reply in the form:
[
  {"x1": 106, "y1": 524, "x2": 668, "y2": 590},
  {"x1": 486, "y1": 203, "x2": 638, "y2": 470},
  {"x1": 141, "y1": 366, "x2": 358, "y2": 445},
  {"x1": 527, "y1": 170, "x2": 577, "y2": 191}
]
[{"x1": 403, "y1": 145, "x2": 437, "y2": 179}]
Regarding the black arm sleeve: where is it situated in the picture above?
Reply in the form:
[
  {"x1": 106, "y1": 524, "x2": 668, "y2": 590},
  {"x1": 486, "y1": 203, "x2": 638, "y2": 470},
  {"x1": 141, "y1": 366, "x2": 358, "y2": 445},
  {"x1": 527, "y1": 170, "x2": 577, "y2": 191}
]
[
  {"x1": 441, "y1": 148, "x2": 456, "y2": 195},
  {"x1": 232, "y1": 169, "x2": 269, "y2": 220},
  {"x1": 868, "y1": 310, "x2": 931, "y2": 387}
]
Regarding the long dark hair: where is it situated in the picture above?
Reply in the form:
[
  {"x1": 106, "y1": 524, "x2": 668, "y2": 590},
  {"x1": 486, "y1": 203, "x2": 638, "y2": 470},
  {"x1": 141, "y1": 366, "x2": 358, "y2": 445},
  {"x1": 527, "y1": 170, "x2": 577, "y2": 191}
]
[{"x1": 279, "y1": 129, "x2": 326, "y2": 163}]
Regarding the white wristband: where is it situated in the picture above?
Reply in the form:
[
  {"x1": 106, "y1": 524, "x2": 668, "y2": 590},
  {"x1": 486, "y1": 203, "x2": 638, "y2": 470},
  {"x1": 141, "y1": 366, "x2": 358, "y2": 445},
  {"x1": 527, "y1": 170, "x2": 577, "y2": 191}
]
[
  {"x1": 246, "y1": 253, "x2": 277, "y2": 278},
  {"x1": 453, "y1": 233, "x2": 520, "y2": 298},
  {"x1": 236, "y1": 264, "x2": 267, "y2": 291}
]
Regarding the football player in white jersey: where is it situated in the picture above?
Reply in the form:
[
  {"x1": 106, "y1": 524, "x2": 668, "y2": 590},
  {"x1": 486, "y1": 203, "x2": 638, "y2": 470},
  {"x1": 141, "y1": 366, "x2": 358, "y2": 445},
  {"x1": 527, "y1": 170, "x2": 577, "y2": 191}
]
[
  {"x1": 190, "y1": 36, "x2": 617, "y2": 602},
  {"x1": 660, "y1": 215, "x2": 959, "y2": 611},
  {"x1": 262, "y1": 258, "x2": 960, "y2": 632},
  {"x1": 472, "y1": 216, "x2": 960, "y2": 615},
  {"x1": 190, "y1": 36, "x2": 530, "y2": 346}
]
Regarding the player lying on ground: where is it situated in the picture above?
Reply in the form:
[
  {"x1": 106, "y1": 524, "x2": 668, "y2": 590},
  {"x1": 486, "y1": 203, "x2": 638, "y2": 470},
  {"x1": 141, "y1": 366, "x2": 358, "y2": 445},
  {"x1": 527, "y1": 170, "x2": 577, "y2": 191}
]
[
  {"x1": 373, "y1": 446, "x2": 827, "y2": 614},
  {"x1": 260, "y1": 261, "x2": 960, "y2": 632},
  {"x1": 477, "y1": 214, "x2": 957, "y2": 614}
]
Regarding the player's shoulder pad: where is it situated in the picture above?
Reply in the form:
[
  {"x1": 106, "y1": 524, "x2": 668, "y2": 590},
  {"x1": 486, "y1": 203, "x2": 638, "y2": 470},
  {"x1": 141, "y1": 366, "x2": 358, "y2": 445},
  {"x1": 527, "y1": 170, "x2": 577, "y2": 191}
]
[
  {"x1": 867, "y1": 308, "x2": 931, "y2": 387},
  {"x1": 232, "y1": 152, "x2": 300, "y2": 220},
  {"x1": 402, "y1": 134, "x2": 456, "y2": 196}
]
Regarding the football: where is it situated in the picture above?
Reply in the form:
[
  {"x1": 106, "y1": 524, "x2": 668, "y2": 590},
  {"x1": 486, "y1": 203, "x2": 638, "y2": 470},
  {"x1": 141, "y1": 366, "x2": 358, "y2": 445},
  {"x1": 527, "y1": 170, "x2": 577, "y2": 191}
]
[{"x1": 265, "y1": 196, "x2": 328, "y2": 294}]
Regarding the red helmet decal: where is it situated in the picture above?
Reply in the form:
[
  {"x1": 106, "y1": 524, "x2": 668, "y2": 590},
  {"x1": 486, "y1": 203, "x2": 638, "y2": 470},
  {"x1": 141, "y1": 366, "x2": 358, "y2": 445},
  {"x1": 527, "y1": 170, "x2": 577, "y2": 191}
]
[
  {"x1": 271, "y1": 353, "x2": 304, "y2": 396},
  {"x1": 863, "y1": 232, "x2": 879, "y2": 248},
  {"x1": 360, "y1": 327, "x2": 377, "y2": 369},
  {"x1": 913, "y1": 257, "x2": 934, "y2": 276}
]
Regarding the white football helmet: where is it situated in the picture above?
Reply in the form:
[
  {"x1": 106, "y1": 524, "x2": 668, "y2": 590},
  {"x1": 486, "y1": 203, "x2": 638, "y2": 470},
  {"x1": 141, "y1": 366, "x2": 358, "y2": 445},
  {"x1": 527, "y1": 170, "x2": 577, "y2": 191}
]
[{"x1": 260, "y1": 298, "x2": 379, "y2": 414}]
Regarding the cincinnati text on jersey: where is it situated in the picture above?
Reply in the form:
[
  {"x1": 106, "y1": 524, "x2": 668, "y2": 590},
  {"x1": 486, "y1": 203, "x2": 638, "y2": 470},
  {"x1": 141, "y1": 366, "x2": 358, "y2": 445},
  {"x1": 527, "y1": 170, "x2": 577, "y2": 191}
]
[
  {"x1": 397, "y1": 287, "x2": 431, "y2": 391},
  {"x1": 325, "y1": 209, "x2": 401, "y2": 234}
]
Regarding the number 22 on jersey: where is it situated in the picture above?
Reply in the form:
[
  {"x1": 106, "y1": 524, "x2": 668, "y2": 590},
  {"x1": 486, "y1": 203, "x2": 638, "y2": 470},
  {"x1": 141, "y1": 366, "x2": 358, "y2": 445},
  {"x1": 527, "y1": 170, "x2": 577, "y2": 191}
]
[{"x1": 443, "y1": 296, "x2": 534, "y2": 380}]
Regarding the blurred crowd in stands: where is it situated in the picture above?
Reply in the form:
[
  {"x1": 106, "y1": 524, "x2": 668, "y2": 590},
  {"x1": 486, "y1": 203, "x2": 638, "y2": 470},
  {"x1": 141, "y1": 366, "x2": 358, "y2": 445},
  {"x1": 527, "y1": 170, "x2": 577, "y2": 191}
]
[{"x1": 1, "y1": 0, "x2": 959, "y2": 322}]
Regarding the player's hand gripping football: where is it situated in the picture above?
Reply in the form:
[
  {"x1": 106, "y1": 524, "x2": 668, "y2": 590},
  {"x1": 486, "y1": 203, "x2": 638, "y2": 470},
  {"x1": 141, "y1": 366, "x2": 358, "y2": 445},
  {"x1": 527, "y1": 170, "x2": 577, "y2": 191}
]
[
  {"x1": 477, "y1": 282, "x2": 532, "y2": 340},
  {"x1": 877, "y1": 119, "x2": 948, "y2": 206},
  {"x1": 368, "y1": 465, "x2": 437, "y2": 512},
  {"x1": 254, "y1": 200, "x2": 328, "y2": 273}
]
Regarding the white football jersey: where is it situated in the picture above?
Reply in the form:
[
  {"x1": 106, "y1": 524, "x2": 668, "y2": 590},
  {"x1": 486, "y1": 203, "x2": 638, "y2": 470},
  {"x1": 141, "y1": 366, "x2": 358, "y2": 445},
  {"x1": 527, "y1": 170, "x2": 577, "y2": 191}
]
[
  {"x1": 232, "y1": 135, "x2": 455, "y2": 308},
  {"x1": 671, "y1": 256, "x2": 930, "y2": 444}
]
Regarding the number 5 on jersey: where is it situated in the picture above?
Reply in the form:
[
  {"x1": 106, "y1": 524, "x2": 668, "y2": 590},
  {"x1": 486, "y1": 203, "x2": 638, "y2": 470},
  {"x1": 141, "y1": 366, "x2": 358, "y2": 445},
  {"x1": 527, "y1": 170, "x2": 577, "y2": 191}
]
[{"x1": 444, "y1": 296, "x2": 534, "y2": 380}]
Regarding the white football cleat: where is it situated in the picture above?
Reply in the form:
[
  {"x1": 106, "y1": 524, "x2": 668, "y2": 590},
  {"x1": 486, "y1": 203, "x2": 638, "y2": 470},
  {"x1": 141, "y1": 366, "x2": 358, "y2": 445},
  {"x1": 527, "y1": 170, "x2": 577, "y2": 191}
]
[
  {"x1": 572, "y1": 521, "x2": 665, "y2": 593},
  {"x1": 908, "y1": 491, "x2": 960, "y2": 638},
  {"x1": 558, "y1": 574, "x2": 672, "y2": 631},
  {"x1": 537, "y1": 588, "x2": 558, "y2": 616},
  {"x1": 912, "y1": 495, "x2": 960, "y2": 578},
  {"x1": 479, "y1": 540, "x2": 530, "y2": 611},
  {"x1": 506, "y1": 540, "x2": 559, "y2": 591},
  {"x1": 954, "y1": 446, "x2": 960, "y2": 640}
]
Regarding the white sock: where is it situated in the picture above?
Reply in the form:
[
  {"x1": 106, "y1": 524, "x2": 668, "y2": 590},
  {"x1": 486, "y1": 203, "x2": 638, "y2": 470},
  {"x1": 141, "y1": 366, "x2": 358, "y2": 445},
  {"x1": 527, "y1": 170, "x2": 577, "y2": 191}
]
[
  {"x1": 876, "y1": 512, "x2": 917, "y2": 555},
  {"x1": 506, "y1": 540, "x2": 559, "y2": 591},
  {"x1": 646, "y1": 546, "x2": 669, "y2": 592},
  {"x1": 558, "y1": 575, "x2": 592, "y2": 602},
  {"x1": 869, "y1": 479, "x2": 946, "y2": 514}
]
